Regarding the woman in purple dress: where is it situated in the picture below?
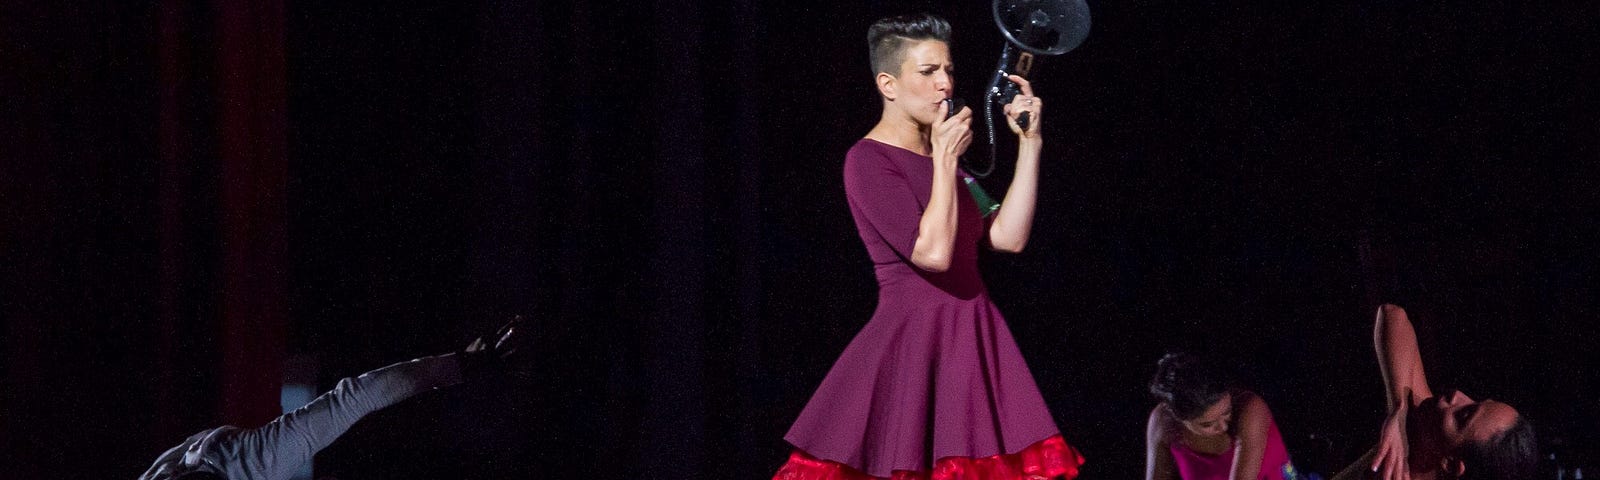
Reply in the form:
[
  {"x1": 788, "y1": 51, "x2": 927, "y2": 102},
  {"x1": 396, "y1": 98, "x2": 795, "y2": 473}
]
[{"x1": 774, "y1": 13, "x2": 1083, "y2": 480}]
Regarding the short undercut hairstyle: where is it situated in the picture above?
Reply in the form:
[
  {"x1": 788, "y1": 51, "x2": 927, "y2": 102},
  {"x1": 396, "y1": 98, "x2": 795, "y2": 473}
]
[{"x1": 867, "y1": 13, "x2": 952, "y2": 76}]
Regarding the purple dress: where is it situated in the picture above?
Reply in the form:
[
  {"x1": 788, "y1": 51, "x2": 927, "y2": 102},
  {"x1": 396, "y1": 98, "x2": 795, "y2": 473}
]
[{"x1": 783, "y1": 138, "x2": 1066, "y2": 478}]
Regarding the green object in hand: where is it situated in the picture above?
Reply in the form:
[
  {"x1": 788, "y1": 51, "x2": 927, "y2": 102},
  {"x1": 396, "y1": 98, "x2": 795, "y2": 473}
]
[{"x1": 964, "y1": 177, "x2": 1000, "y2": 218}]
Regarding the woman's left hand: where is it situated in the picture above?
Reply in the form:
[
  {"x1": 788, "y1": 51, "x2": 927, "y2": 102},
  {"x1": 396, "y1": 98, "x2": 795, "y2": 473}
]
[{"x1": 1002, "y1": 74, "x2": 1042, "y2": 139}]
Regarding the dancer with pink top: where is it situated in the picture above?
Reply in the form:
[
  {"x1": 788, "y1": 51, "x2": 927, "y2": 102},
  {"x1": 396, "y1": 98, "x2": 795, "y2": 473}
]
[{"x1": 1145, "y1": 353, "x2": 1302, "y2": 480}]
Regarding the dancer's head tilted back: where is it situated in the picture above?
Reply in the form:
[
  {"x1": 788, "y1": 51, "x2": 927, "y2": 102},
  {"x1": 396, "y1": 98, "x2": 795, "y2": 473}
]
[
  {"x1": 1454, "y1": 405, "x2": 1536, "y2": 480},
  {"x1": 1331, "y1": 304, "x2": 1538, "y2": 480},
  {"x1": 1414, "y1": 389, "x2": 1536, "y2": 480}
]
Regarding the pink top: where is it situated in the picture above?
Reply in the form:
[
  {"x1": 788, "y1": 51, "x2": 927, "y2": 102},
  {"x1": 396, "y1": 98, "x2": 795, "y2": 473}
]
[{"x1": 1169, "y1": 418, "x2": 1298, "y2": 480}]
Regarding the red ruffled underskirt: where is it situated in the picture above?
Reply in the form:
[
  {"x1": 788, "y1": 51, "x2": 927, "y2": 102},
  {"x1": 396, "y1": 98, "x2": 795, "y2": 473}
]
[{"x1": 773, "y1": 434, "x2": 1083, "y2": 480}]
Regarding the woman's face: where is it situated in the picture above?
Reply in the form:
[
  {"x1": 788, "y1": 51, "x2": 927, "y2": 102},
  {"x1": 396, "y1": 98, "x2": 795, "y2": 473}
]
[
  {"x1": 1421, "y1": 389, "x2": 1520, "y2": 452},
  {"x1": 1179, "y1": 392, "x2": 1233, "y2": 437},
  {"x1": 890, "y1": 39, "x2": 955, "y2": 125}
]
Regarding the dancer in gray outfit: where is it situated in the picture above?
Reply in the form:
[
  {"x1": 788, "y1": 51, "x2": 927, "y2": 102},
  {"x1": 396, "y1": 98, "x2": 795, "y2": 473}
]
[{"x1": 138, "y1": 320, "x2": 523, "y2": 480}]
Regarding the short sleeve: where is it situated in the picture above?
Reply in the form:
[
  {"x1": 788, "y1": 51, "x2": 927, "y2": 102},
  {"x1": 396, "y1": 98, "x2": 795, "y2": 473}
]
[{"x1": 843, "y1": 144, "x2": 924, "y2": 261}]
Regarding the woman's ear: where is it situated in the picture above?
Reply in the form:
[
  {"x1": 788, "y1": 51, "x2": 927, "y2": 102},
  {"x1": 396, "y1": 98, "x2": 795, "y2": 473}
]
[{"x1": 876, "y1": 72, "x2": 896, "y2": 100}]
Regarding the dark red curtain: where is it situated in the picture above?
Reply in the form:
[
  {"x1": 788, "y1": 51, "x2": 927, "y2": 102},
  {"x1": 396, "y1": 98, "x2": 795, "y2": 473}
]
[
  {"x1": 207, "y1": 0, "x2": 288, "y2": 428},
  {"x1": 3, "y1": 0, "x2": 286, "y2": 476}
]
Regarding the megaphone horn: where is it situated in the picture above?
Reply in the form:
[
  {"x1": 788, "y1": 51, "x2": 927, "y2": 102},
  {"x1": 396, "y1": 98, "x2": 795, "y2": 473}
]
[
  {"x1": 990, "y1": 0, "x2": 1091, "y2": 116},
  {"x1": 994, "y1": 0, "x2": 1091, "y2": 56},
  {"x1": 969, "y1": 0, "x2": 1090, "y2": 177}
]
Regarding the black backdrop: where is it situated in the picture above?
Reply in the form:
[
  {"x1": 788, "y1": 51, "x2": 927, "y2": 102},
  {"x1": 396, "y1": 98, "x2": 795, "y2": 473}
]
[{"x1": 4, "y1": 1, "x2": 1598, "y2": 478}]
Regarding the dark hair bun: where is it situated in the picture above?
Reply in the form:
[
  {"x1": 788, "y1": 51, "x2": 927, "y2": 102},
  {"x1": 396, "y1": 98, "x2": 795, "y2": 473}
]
[{"x1": 1149, "y1": 352, "x2": 1230, "y2": 420}]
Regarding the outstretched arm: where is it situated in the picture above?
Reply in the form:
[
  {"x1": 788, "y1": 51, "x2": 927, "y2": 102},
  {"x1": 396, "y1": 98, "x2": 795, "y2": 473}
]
[
  {"x1": 988, "y1": 74, "x2": 1043, "y2": 253},
  {"x1": 227, "y1": 353, "x2": 467, "y2": 480},
  {"x1": 218, "y1": 318, "x2": 524, "y2": 480}
]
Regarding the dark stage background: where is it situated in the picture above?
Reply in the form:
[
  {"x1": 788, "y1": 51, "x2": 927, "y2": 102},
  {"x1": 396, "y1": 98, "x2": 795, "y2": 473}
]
[{"x1": 4, "y1": 1, "x2": 1598, "y2": 478}]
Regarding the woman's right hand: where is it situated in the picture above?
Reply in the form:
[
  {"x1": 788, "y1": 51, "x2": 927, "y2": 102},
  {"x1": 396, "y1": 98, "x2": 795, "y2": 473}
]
[
  {"x1": 1372, "y1": 388, "x2": 1412, "y2": 480},
  {"x1": 931, "y1": 101, "x2": 972, "y2": 168}
]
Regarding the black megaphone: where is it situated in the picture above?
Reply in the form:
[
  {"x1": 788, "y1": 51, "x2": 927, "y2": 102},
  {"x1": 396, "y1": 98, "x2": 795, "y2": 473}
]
[{"x1": 968, "y1": 0, "x2": 1090, "y2": 177}]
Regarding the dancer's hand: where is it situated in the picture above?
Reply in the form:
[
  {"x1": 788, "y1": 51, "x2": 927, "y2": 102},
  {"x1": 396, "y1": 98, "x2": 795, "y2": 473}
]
[
  {"x1": 1002, "y1": 75, "x2": 1042, "y2": 140},
  {"x1": 462, "y1": 315, "x2": 530, "y2": 380},
  {"x1": 1372, "y1": 389, "x2": 1412, "y2": 480}
]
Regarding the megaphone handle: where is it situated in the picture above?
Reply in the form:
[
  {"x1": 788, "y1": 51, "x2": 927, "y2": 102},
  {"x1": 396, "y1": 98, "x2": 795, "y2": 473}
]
[{"x1": 997, "y1": 76, "x2": 1030, "y2": 131}]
